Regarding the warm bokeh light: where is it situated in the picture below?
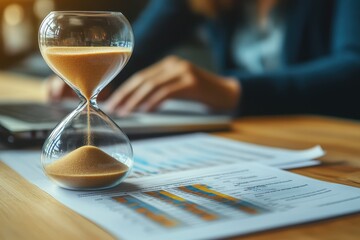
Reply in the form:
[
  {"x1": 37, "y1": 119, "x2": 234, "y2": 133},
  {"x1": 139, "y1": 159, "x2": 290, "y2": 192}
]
[
  {"x1": 33, "y1": 0, "x2": 55, "y2": 19},
  {"x1": 3, "y1": 3, "x2": 24, "y2": 26},
  {"x1": 2, "y1": 2, "x2": 32, "y2": 55}
]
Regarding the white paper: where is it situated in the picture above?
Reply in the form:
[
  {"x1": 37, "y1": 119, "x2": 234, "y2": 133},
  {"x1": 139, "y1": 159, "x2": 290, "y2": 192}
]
[
  {"x1": 273, "y1": 160, "x2": 321, "y2": 169},
  {"x1": 130, "y1": 133, "x2": 324, "y2": 176},
  {"x1": 0, "y1": 133, "x2": 324, "y2": 181},
  {"x1": 1, "y1": 155, "x2": 359, "y2": 240}
]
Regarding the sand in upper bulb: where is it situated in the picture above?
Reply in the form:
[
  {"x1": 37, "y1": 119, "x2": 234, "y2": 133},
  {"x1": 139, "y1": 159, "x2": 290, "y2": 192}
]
[
  {"x1": 44, "y1": 46, "x2": 131, "y2": 100},
  {"x1": 45, "y1": 146, "x2": 129, "y2": 189}
]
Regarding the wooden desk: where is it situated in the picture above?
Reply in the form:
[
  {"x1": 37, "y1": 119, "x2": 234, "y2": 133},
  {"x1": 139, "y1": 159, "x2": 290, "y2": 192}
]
[{"x1": 0, "y1": 72, "x2": 360, "y2": 239}]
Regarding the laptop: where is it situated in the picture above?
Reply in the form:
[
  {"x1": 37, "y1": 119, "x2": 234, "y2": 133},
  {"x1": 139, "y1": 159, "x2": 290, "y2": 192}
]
[{"x1": 0, "y1": 99, "x2": 231, "y2": 146}]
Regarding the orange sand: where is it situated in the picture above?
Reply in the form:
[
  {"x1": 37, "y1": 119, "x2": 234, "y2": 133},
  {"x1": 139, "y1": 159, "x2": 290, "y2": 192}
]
[
  {"x1": 45, "y1": 145, "x2": 129, "y2": 189},
  {"x1": 44, "y1": 46, "x2": 131, "y2": 145},
  {"x1": 44, "y1": 47, "x2": 131, "y2": 188},
  {"x1": 44, "y1": 46, "x2": 131, "y2": 99}
]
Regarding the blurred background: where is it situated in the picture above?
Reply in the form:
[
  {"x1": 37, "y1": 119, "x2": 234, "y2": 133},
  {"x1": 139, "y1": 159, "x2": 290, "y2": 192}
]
[{"x1": 0, "y1": 0, "x2": 150, "y2": 77}]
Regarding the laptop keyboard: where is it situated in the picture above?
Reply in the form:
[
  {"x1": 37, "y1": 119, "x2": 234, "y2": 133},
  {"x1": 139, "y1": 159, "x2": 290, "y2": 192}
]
[{"x1": 0, "y1": 103, "x2": 70, "y2": 123}]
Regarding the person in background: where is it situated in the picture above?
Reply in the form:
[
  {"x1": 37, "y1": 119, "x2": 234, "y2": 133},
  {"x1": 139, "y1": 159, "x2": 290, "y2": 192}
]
[{"x1": 47, "y1": 0, "x2": 360, "y2": 119}]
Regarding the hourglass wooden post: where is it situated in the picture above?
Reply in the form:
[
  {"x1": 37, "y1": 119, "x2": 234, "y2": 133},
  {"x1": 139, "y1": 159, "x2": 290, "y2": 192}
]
[{"x1": 39, "y1": 11, "x2": 134, "y2": 190}]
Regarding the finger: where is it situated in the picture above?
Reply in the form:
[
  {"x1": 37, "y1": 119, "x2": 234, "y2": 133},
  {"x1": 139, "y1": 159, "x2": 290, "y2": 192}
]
[
  {"x1": 120, "y1": 65, "x2": 186, "y2": 114},
  {"x1": 118, "y1": 80, "x2": 167, "y2": 114},
  {"x1": 105, "y1": 75, "x2": 145, "y2": 111},
  {"x1": 106, "y1": 67, "x2": 162, "y2": 111},
  {"x1": 142, "y1": 81, "x2": 190, "y2": 112},
  {"x1": 106, "y1": 56, "x2": 181, "y2": 112}
]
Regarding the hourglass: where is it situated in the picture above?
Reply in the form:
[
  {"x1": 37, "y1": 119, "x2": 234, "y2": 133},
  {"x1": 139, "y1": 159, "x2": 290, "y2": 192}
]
[{"x1": 39, "y1": 11, "x2": 134, "y2": 190}]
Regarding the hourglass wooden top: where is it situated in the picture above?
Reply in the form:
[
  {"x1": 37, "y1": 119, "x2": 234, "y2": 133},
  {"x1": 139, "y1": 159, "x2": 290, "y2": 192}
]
[{"x1": 44, "y1": 46, "x2": 132, "y2": 100}]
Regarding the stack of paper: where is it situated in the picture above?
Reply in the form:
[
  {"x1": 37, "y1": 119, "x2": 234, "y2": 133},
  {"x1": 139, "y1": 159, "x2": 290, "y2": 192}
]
[
  {"x1": 130, "y1": 133, "x2": 324, "y2": 177},
  {"x1": 2, "y1": 133, "x2": 360, "y2": 240}
]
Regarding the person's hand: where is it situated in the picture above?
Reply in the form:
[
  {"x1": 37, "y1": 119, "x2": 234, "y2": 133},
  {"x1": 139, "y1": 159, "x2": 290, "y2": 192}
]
[
  {"x1": 105, "y1": 56, "x2": 241, "y2": 116},
  {"x1": 45, "y1": 75, "x2": 76, "y2": 102}
]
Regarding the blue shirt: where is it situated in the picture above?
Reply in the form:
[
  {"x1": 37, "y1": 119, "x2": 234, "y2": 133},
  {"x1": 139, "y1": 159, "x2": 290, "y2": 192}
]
[{"x1": 232, "y1": 1, "x2": 285, "y2": 72}]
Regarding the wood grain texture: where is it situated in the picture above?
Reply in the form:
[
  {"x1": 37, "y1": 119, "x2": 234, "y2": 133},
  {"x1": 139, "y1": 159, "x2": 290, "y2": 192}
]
[
  {"x1": 0, "y1": 162, "x2": 114, "y2": 240},
  {"x1": 0, "y1": 73, "x2": 359, "y2": 239}
]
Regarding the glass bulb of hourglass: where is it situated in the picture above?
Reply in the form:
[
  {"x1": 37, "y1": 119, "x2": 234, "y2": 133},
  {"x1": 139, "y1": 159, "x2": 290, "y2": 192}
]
[{"x1": 39, "y1": 11, "x2": 134, "y2": 190}]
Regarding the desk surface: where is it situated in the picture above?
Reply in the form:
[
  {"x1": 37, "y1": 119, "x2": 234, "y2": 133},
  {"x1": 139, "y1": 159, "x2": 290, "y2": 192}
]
[{"x1": 0, "y1": 72, "x2": 360, "y2": 239}]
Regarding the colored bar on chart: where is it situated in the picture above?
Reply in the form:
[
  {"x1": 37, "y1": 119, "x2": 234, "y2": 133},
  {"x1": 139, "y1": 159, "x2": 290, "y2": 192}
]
[
  {"x1": 112, "y1": 195, "x2": 182, "y2": 228},
  {"x1": 178, "y1": 184, "x2": 269, "y2": 215},
  {"x1": 144, "y1": 190, "x2": 220, "y2": 221}
]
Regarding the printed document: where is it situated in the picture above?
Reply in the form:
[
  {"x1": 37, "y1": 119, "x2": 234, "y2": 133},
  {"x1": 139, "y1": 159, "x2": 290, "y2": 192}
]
[
  {"x1": 1, "y1": 157, "x2": 359, "y2": 239},
  {"x1": 130, "y1": 133, "x2": 323, "y2": 175},
  {"x1": 0, "y1": 133, "x2": 324, "y2": 180}
]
